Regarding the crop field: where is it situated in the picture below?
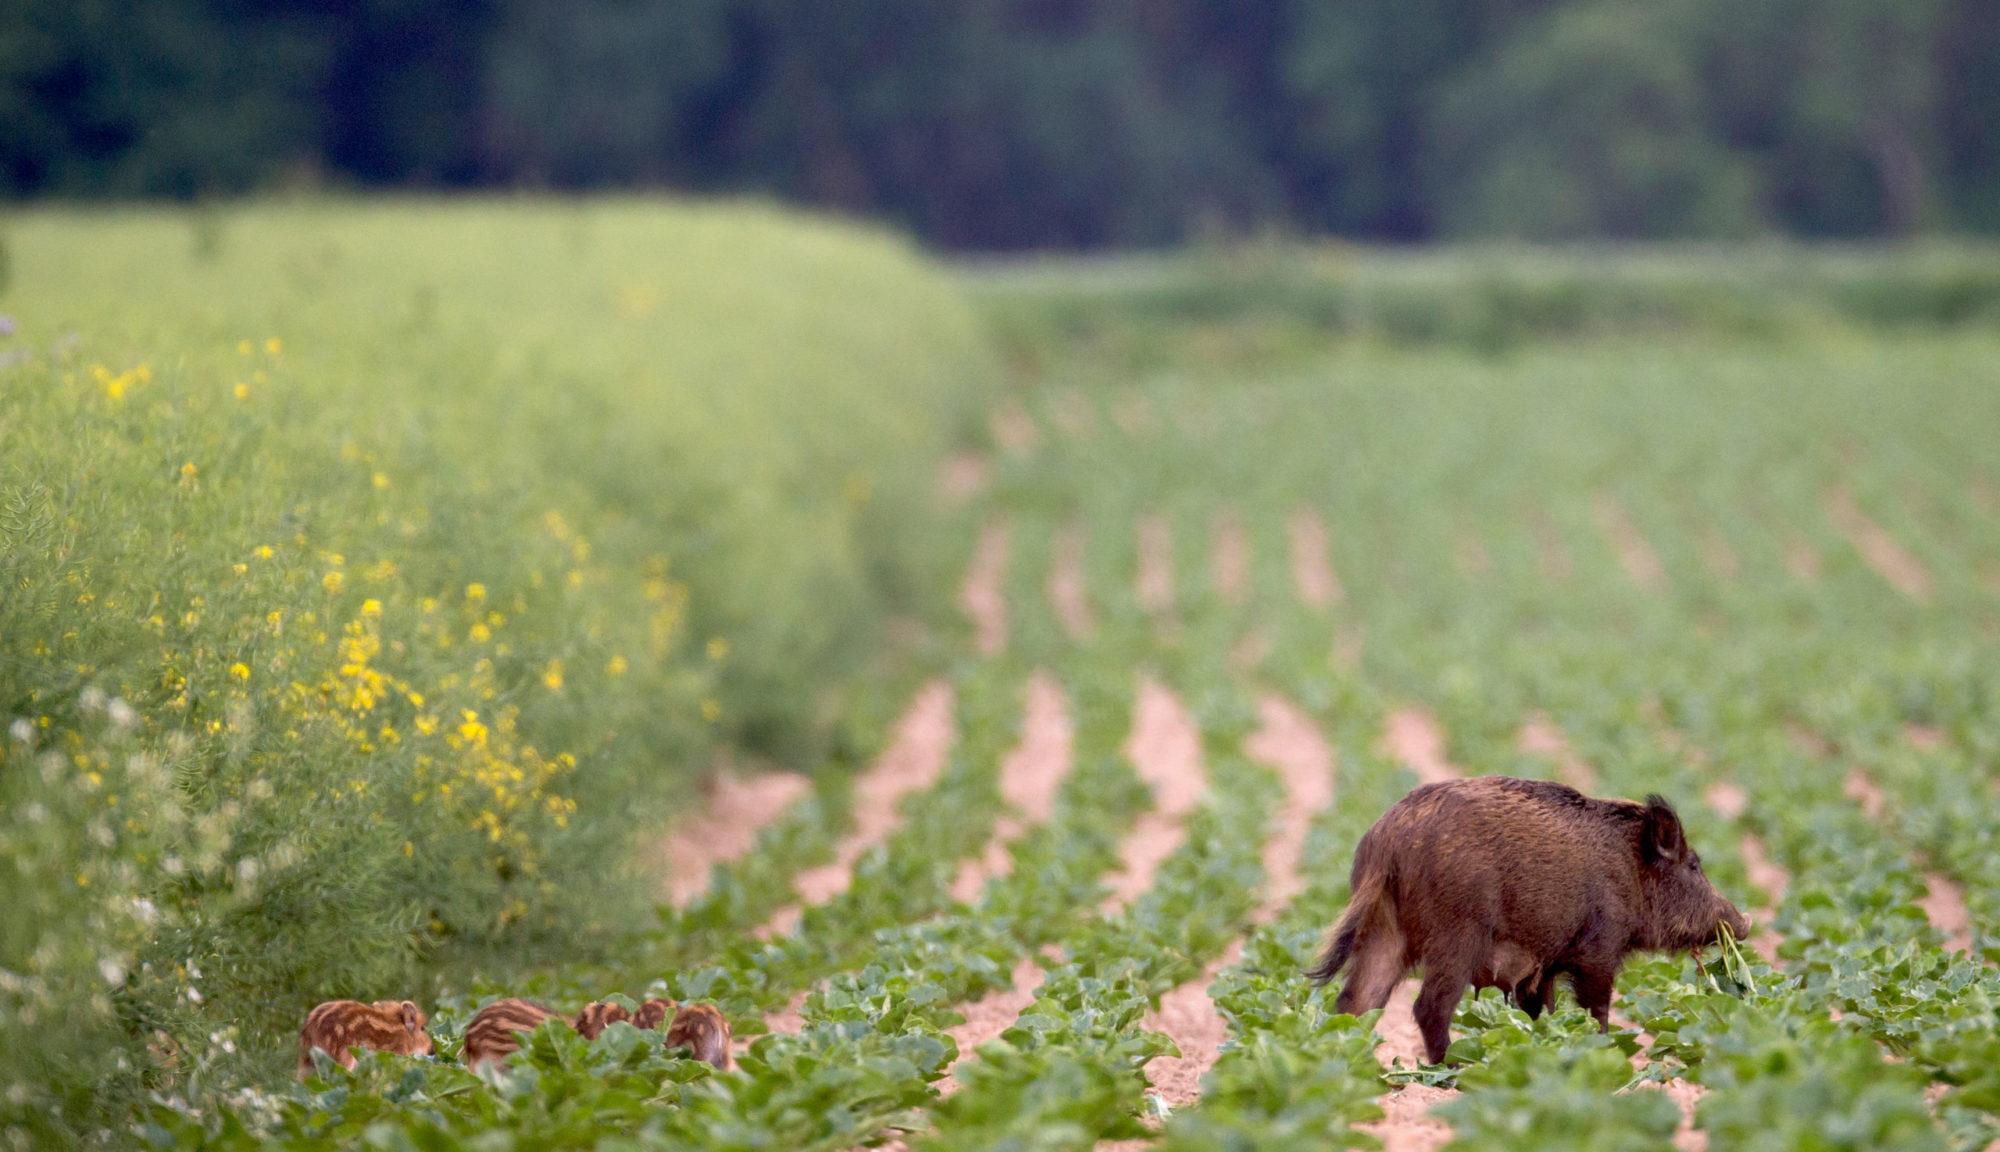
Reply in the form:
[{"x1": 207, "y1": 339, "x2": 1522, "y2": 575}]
[{"x1": 6, "y1": 213, "x2": 2000, "y2": 1151}]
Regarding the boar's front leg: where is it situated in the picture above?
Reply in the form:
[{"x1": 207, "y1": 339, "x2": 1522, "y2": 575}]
[{"x1": 1571, "y1": 963, "x2": 1618, "y2": 1032}]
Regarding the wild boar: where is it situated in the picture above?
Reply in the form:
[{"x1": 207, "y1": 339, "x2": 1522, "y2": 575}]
[
  {"x1": 1308, "y1": 776, "x2": 1749, "y2": 1064},
  {"x1": 297, "y1": 999, "x2": 432, "y2": 1078}
]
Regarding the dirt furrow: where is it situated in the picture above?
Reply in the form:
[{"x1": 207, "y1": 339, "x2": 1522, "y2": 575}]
[
  {"x1": 1518, "y1": 714, "x2": 1596, "y2": 791},
  {"x1": 1136, "y1": 515, "x2": 1175, "y2": 615},
  {"x1": 657, "y1": 768, "x2": 814, "y2": 907},
  {"x1": 1211, "y1": 511, "x2": 1250, "y2": 605},
  {"x1": 961, "y1": 520, "x2": 1011, "y2": 657},
  {"x1": 1842, "y1": 767, "x2": 1976, "y2": 954},
  {"x1": 1104, "y1": 678, "x2": 1206, "y2": 911},
  {"x1": 1288, "y1": 508, "x2": 1342, "y2": 611},
  {"x1": 1357, "y1": 980, "x2": 1457, "y2": 1152},
  {"x1": 1244, "y1": 693, "x2": 1337, "y2": 921},
  {"x1": 759, "y1": 681, "x2": 956, "y2": 936},
  {"x1": 1825, "y1": 488, "x2": 1932, "y2": 603},
  {"x1": 1784, "y1": 535, "x2": 1823, "y2": 583},
  {"x1": 1594, "y1": 493, "x2": 1668, "y2": 593},
  {"x1": 1049, "y1": 519, "x2": 1094, "y2": 640},
  {"x1": 991, "y1": 401, "x2": 1041, "y2": 458},
  {"x1": 1701, "y1": 782, "x2": 1788, "y2": 963},
  {"x1": 1120, "y1": 693, "x2": 1338, "y2": 1117},
  {"x1": 1134, "y1": 944, "x2": 1243, "y2": 1109},
  {"x1": 950, "y1": 674, "x2": 1076, "y2": 903},
  {"x1": 1385, "y1": 708, "x2": 1460, "y2": 786},
  {"x1": 939, "y1": 452, "x2": 990, "y2": 507},
  {"x1": 1366, "y1": 710, "x2": 1462, "y2": 1150}
]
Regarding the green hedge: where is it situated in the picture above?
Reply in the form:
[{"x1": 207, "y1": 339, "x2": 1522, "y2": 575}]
[{"x1": 0, "y1": 198, "x2": 995, "y2": 1138}]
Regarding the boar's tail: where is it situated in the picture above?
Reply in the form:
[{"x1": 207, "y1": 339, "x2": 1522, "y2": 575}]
[{"x1": 1307, "y1": 868, "x2": 1389, "y2": 984}]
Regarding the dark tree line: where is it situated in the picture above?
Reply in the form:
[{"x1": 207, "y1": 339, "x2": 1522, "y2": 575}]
[{"x1": 3, "y1": 0, "x2": 1996, "y2": 248}]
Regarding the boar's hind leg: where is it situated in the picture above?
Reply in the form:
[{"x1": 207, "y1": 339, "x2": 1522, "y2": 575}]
[
  {"x1": 1516, "y1": 969, "x2": 1559, "y2": 1019},
  {"x1": 1413, "y1": 951, "x2": 1480, "y2": 1065},
  {"x1": 1333, "y1": 922, "x2": 1405, "y2": 1017}
]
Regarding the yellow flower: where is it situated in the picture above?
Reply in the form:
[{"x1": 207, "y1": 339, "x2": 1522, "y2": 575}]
[
  {"x1": 360, "y1": 598, "x2": 382, "y2": 618},
  {"x1": 469, "y1": 622, "x2": 491, "y2": 643},
  {"x1": 402, "y1": 840, "x2": 414, "y2": 858},
  {"x1": 322, "y1": 570, "x2": 345, "y2": 594},
  {"x1": 372, "y1": 472, "x2": 391, "y2": 490},
  {"x1": 232, "y1": 563, "x2": 248, "y2": 576},
  {"x1": 405, "y1": 690, "x2": 425, "y2": 708},
  {"x1": 229, "y1": 663, "x2": 250, "y2": 682},
  {"x1": 264, "y1": 337, "x2": 283, "y2": 356},
  {"x1": 237, "y1": 339, "x2": 253, "y2": 356},
  {"x1": 706, "y1": 637, "x2": 730, "y2": 661},
  {"x1": 541, "y1": 661, "x2": 564, "y2": 692},
  {"x1": 178, "y1": 462, "x2": 198, "y2": 484},
  {"x1": 465, "y1": 583, "x2": 487, "y2": 602},
  {"x1": 700, "y1": 698, "x2": 721, "y2": 722},
  {"x1": 254, "y1": 545, "x2": 274, "y2": 560},
  {"x1": 233, "y1": 382, "x2": 250, "y2": 401},
  {"x1": 606, "y1": 654, "x2": 629, "y2": 677}
]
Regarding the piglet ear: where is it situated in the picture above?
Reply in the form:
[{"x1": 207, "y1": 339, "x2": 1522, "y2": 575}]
[
  {"x1": 399, "y1": 1001, "x2": 424, "y2": 1034},
  {"x1": 1642, "y1": 795, "x2": 1686, "y2": 864}
]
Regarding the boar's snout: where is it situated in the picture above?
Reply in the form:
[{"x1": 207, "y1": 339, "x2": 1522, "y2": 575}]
[{"x1": 1717, "y1": 899, "x2": 1751, "y2": 944}]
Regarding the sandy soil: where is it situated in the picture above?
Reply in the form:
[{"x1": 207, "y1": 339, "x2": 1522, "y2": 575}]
[
  {"x1": 1049, "y1": 519, "x2": 1095, "y2": 640},
  {"x1": 961, "y1": 520, "x2": 1010, "y2": 657},
  {"x1": 1519, "y1": 714, "x2": 1596, "y2": 791},
  {"x1": 1905, "y1": 724, "x2": 1946, "y2": 752},
  {"x1": 1288, "y1": 509, "x2": 1341, "y2": 611},
  {"x1": 1594, "y1": 493, "x2": 1668, "y2": 593},
  {"x1": 657, "y1": 768, "x2": 814, "y2": 907},
  {"x1": 1135, "y1": 943, "x2": 1241, "y2": 1108},
  {"x1": 1784, "y1": 535, "x2": 1823, "y2": 583},
  {"x1": 935, "y1": 956, "x2": 1048, "y2": 1095},
  {"x1": 950, "y1": 674, "x2": 1075, "y2": 903},
  {"x1": 1919, "y1": 873, "x2": 1976, "y2": 955},
  {"x1": 1825, "y1": 488, "x2": 1932, "y2": 603},
  {"x1": 1211, "y1": 511, "x2": 1250, "y2": 605},
  {"x1": 1385, "y1": 708, "x2": 1459, "y2": 786},
  {"x1": 1103, "y1": 678, "x2": 1206, "y2": 910},
  {"x1": 1136, "y1": 515, "x2": 1174, "y2": 615},
  {"x1": 1244, "y1": 694, "x2": 1336, "y2": 921},
  {"x1": 760, "y1": 681, "x2": 956, "y2": 935},
  {"x1": 1842, "y1": 767, "x2": 1887, "y2": 822},
  {"x1": 1355, "y1": 980, "x2": 1456, "y2": 1152},
  {"x1": 939, "y1": 453, "x2": 990, "y2": 506},
  {"x1": 1842, "y1": 768, "x2": 1974, "y2": 953},
  {"x1": 991, "y1": 401, "x2": 1041, "y2": 458}
]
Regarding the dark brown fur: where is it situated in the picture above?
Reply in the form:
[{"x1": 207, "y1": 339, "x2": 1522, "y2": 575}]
[
  {"x1": 664, "y1": 1003, "x2": 732, "y2": 1069},
  {"x1": 297, "y1": 999, "x2": 432, "y2": 1079},
  {"x1": 631, "y1": 997, "x2": 676, "y2": 1032},
  {"x1": 573, "y1": 1000, "x2": 632, "y2": 1040},
  {"x1": 461, "y1": 998, "x2": 565, "y2": 1069},
  {"x1": 1309, "y1": 776, "x2": 1748, "y2": 1064}
]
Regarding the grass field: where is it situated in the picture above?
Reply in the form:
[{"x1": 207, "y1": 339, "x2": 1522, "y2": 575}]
[{"x1": 7, "y1": 217, "x2": 2000, "y2": 1150}]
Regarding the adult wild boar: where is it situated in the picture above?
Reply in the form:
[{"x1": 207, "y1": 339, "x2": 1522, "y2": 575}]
[{"x1": 1308, "y1": 776, "x2": 1748, "y2": 1064}]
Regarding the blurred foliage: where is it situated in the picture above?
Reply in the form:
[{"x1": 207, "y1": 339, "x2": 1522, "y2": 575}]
[{"x1": 2, "y1": 0, "x2": 1998, "y2": 245}]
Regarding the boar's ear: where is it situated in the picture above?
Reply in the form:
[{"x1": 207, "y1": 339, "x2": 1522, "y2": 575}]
[
  {"x1": 1641, "y1": 795, "x2": 1687, "y2": 865},
  {"x1": 399, "y1": 1001, "x2": 424, "y2": 1034}
]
